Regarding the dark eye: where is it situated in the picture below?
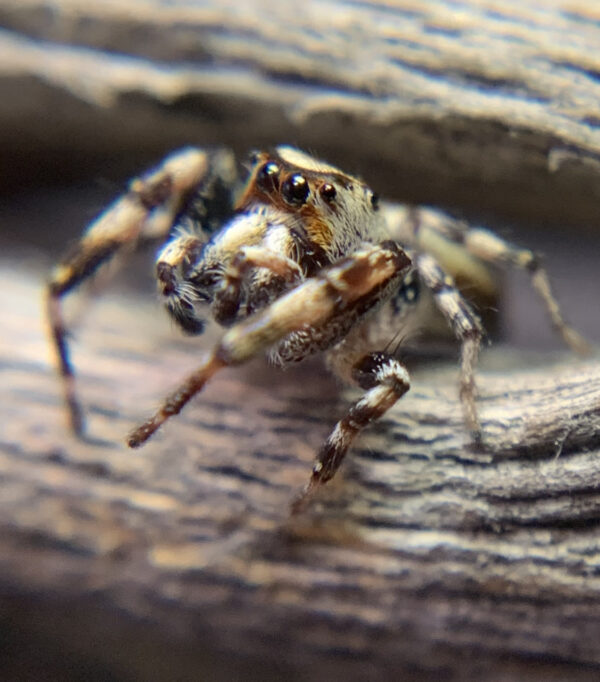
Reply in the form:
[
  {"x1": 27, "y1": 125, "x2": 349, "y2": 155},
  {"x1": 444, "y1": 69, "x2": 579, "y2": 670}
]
[
  {"x1": 281, "y1": 174, "x2": 309, "y2": 205},
  {"x1": 370, "y1": 192, "x2": 380, "y2": 211},
  {"x1": 319, "y1": 183, "x2": 337, "y2": 203},
  {"x1": 257, "y1": 161, "x2": 280, "y2": 191}
]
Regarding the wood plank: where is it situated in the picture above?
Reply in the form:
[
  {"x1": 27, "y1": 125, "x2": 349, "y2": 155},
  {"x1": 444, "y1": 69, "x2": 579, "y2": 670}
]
[
  {"x1": 1, "y1": 259, "x2": 600, "y2": 679},
  {"x1": 2, "y1": 0, "x2": 600, "y2": 677},
  {"x1": 2, "y1": 0, "x2": 600, "y2": 227}
]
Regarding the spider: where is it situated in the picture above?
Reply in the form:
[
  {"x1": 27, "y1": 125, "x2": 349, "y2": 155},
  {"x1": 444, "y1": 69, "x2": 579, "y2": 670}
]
[{"x1": 46, "y1": 146, "x2": 588, "y2": 512}]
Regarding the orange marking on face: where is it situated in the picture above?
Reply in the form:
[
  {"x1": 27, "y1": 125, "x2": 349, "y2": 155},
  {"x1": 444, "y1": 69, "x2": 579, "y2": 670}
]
[
  {"x1": 234, "y1": 151, "x2": 342, "y2": 255},
  {"x1": 302, "y1": 213, "x2": 334, "y2": 251}
]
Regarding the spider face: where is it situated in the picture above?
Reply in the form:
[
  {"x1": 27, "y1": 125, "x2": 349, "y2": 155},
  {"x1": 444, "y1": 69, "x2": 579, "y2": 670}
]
[
  {"x1": 180, "y1": 146, "x2": 387, "y2": 326},
  {"x1": 237, "y1": 146, "x2": 383, "y2": 255}
]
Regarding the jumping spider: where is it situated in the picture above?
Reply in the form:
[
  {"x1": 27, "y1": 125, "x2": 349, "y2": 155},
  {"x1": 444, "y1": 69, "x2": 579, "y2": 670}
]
[{"x1": 46, "y1": 146, "x2": 588, "y2": 511}]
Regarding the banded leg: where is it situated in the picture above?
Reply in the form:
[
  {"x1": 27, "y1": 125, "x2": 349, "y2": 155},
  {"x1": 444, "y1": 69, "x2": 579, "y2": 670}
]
[
  {"x1": 46, "y1": 148, "x2": 217, "y2": 435},
  {"x1": 416, "y1": 252, "x2": 484, "y2": 440},
  {"x1": 127, "y1": 241, "x2": 411, "y2": 448},
  {"x1": 291, "y1": 352, "x2": 410, "y2": 514},
  {"x1": 462, "y1": 227, "x2": 589, "y2": 354},
  {"x1": 403, "y1": 208, "x2": 587, "y2": 353}
]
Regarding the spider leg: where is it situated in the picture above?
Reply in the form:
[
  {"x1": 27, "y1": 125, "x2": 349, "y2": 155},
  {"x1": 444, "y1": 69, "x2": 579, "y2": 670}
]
[
  {"x1": 46, "y1": 147, "x2": 214, "y2": 435},
  {"x1": 416, "y1": 252, "x2": 484, "y2": 440},
  {"x1": 291, "y1": 352, "x2": 410, "y2": 514},
  {"x1": 462, "y1": 227, "x2": 589, "y2": 354},
  {"x1": 127, "y1": 241, "x2": 411, "y2": 448},
  {"x1": 394, "y1": 207, "x2": 587, "y2": 353}
]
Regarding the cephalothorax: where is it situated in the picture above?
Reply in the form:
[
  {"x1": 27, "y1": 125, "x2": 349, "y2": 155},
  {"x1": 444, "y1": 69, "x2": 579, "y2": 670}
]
[{"x1": 46, "y1": 146, "x2": 587, "y2": 511}]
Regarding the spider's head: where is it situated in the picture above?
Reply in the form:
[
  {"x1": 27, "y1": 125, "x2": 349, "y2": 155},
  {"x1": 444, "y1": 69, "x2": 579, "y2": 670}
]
[{"x1": 237, "y1": 147, "x2": 382, "y2": 257}]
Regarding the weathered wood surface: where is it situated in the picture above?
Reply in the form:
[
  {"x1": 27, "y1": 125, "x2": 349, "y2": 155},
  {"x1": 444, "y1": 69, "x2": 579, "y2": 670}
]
[
  {"x1": 2, "y1": 0, "x2": 600, "y2": 229},
  {"x1": 1, "y1": 262, "x2": 600, "y2": 680},
  {"x1": 2, "y1": 0, "x2": 600, "y2": 678}
]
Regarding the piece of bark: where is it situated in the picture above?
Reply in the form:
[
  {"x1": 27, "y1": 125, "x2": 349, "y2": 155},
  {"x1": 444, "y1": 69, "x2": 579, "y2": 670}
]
[
  {"x1": 1, "y1": 262, "x2": 600, "y2": 680},
  {"x1": 2, "y1": 0, "x2": 600, "y2": 230}
]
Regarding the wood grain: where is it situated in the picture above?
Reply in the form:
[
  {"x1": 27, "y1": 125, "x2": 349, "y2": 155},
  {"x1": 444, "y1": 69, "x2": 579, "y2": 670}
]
[
  {"x1": 2, "y1": 0, "x2": 600, "y2": 678},
  {"x1": 2, "y1": 0, "x2": 600, "y2": 228},
  {"x1": 1, "y1": 262, "x2": 600, "y2": 680}
]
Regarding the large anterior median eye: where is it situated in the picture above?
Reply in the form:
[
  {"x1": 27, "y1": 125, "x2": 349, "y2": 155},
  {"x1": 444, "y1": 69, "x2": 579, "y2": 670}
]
[{"x1": 281, "y1": 173, "x2": 309, "y2": 205}]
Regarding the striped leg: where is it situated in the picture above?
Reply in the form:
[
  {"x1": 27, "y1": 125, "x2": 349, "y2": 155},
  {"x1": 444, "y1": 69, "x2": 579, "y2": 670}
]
[
  {"x1": 462, "y1": 227, "x2": 589, "y2": 354},
  {"x1": 127, "y1": 242, "x2": 411, "y2": 448},
  {"x1": 416, "y1": 252, "x2": 484, "y2": 440},
  {"x1": 46, "y1": 148, "x2": 214, "y2": 435},
  {"x1": 291, "y1": 352, "x2": 410, "y2": 513},
  {"x1": 405, "y1": 209, "x2": 587, "y2": 354}
]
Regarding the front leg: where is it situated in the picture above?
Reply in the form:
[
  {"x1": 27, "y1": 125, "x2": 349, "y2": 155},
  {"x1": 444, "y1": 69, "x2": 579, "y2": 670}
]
[
  {"x1": 127, "y1": 242, "x2": 411, "y2": 447},
  {"x1": 291, "y1": 352, "x2": 410, "y2": 514}
]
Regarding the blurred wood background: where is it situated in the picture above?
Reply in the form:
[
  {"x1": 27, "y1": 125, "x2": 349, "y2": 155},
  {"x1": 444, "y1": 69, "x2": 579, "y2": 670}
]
[{"x1": 1, "y1": 1, "x2": 600, "y2": 680}]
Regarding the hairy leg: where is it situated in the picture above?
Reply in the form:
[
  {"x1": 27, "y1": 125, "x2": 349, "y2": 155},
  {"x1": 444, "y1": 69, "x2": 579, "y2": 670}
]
[
  {"x1": 391, "y1": 207, "x2": 587, "y2": 353},
  {"x1": 291, "y1": 352, "x2": 410, "y2": 513},
  {"x1": 46, "y1": 148, "x2": 217, "y2": 434},
  {"x1": 462, "y1": 227, "x2": 589, "y2": 354},
  {"x1": 128, "y1": 241, "x2": 411, "y2": 447},
  {"x1": 416, "y1": 252, "x2": 484, "y2": 440}
]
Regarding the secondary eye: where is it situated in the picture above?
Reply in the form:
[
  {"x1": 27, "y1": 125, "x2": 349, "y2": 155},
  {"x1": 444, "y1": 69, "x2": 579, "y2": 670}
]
[
  {"x1": 319, "y1": 183, "x2": 337, "y2": 203},
  {"x1": 281, "y1": 173, "x2": 309, "y2": 205},
  {"x1": 370, "y1": 192, "x2": 380, "y2": 211},
  {"x1": 257, "y1": 161, "x2": 280, "y2": 191}
]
